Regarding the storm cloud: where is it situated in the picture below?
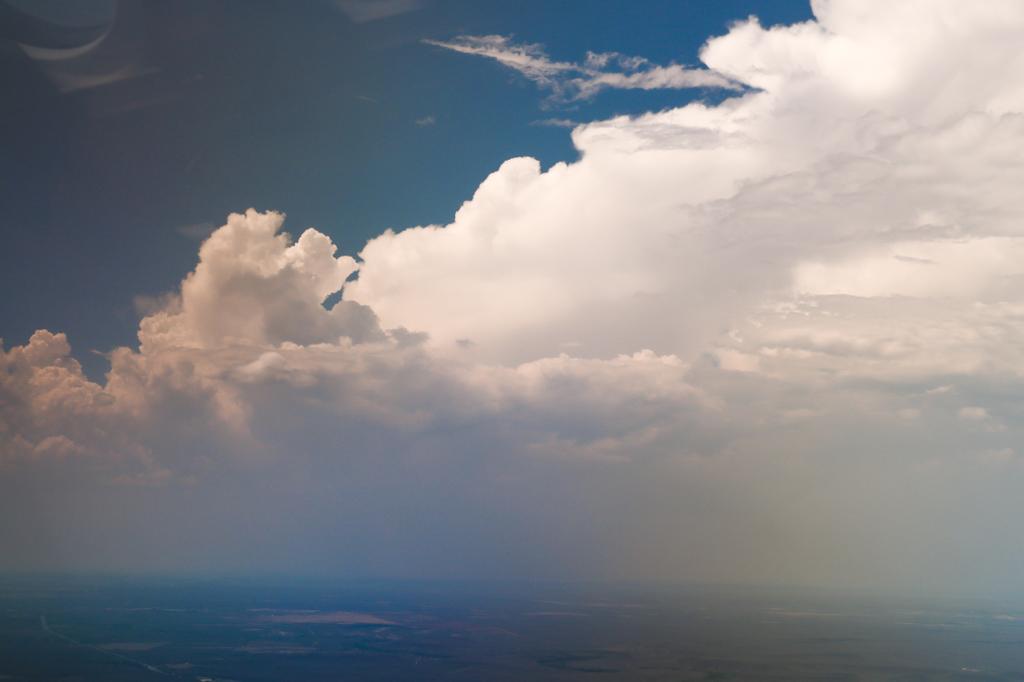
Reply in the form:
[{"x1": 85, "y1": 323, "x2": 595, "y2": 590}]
[{"x1": 5, "y1": 0, "x2": 1024, "y2": 593}]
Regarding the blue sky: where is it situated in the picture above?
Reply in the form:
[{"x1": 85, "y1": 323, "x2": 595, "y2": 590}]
[{"x1": 1, "y1": 0, "x2": 810, "y2": 378}]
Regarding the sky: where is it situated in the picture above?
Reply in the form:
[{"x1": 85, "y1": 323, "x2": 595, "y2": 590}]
[{"x1": 4, "y1": 0, "x2": 1024, "y2": 597}]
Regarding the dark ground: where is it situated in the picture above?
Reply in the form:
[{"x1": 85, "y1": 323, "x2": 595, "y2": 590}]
[{"x1": 2, "y1": 576, "x2": 1024, "y2": 680}]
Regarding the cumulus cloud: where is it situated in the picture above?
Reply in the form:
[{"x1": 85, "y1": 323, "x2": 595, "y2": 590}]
[
  {"x1": 424, "y1": 34, "x2": 739, "y2": 102},
  {"x1": 7, "y1": 0, "x2": 1024, "y2": 591}
]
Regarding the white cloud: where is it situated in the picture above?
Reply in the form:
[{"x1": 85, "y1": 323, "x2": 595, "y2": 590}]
[
  {"x1": 9, "y1": 1, "x2": 1024, "y2": 590},
  {"x1": 424, "y1": 35, "x2": 739, "y2": 102},
  {"x1": 959, "y1": 406, "x2": 990, "y2": 421},
  {"x1": 531, "y1": 118, "x2": 578, "y2": 128}
]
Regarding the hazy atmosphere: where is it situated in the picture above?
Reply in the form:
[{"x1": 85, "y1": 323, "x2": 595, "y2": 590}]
[{"x1": 5, "y1": 0, "x2": 1024, "y2": 600}]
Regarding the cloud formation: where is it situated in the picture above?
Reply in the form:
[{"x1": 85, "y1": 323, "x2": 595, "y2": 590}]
[
  {"x1": 6, "y1": 0, "x2": 1024, "y2": 592},
  {"x1": 424, "y1": 34, "x2": 739, "y2": 102}
]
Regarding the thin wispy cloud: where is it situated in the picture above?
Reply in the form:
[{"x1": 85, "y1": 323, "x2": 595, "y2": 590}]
[
  {"x1": 424, "y1": 34, "x2": 740, "y2": 102},
  {"x1": 531, "y1": 118, "x2": 578, "y2": 128}
]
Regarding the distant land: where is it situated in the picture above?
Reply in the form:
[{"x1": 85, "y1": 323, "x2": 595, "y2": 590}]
[{"x1": 4, "y1": 576, "x2": 1024, "y2": 680}]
